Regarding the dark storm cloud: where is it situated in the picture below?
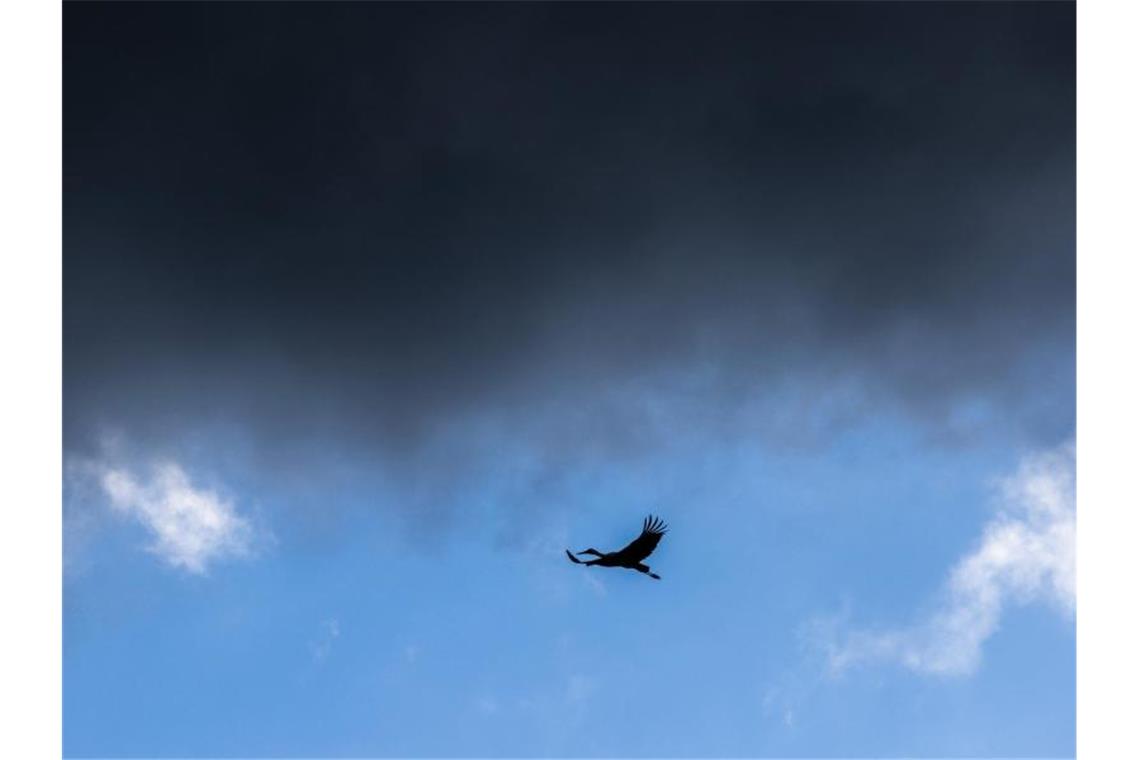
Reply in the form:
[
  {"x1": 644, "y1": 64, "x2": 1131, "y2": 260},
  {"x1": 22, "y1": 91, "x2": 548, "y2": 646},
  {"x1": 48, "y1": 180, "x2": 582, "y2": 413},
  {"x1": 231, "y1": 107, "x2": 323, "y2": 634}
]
[{"x1": 64, "y1": 3, "x2": 1074, "y2": 481}]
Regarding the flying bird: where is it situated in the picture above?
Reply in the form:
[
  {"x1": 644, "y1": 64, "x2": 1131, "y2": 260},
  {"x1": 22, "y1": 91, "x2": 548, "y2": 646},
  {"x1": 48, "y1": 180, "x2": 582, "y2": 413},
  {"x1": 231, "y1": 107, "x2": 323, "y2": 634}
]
[{"x1": 566, "y1": 515, "x2": 668, "y2": 580}]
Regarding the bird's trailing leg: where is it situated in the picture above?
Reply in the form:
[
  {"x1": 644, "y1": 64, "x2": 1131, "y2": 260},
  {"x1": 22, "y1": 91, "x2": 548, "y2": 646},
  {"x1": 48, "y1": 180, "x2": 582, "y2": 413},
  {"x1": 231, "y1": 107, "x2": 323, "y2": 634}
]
[{"x1": 636, "y1": 563, "x2": 661, "y2": 580}]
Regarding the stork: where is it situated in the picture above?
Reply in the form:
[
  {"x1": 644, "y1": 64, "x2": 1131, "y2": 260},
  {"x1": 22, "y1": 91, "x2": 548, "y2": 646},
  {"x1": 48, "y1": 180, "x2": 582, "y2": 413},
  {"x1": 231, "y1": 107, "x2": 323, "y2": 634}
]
[{"x1": 565, "y1": 515, "x2": 668, "y2": 580}]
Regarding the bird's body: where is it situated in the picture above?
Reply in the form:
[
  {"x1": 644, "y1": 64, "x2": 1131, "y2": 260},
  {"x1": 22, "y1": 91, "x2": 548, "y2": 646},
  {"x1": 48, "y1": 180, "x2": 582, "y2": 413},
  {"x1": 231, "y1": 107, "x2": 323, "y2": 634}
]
[{"x1": 566, "y1": 515, "x2": 668, "y2": 580}]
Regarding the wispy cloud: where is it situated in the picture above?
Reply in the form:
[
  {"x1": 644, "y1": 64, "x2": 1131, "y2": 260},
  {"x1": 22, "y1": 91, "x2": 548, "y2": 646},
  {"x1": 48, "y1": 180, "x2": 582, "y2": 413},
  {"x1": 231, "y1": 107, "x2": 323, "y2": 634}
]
[
  {"x1": 580, "y1": 569, "x2": 608, "y2": 597},
  {"x1": 310, "y1": 618, "x2": 341, "y2": 663},
  {"x1": 475, "y1": 695, "x2": 500, "y2": 716},
  {"x1": 818, "y1": 440, "x2": 1075, "y2": 677},
  {"x1": 97, "y1": 459, "x2": 256, "y2": 574},
  {"x1": 564, "y1": 673, "x2": 597, "y2": 705}
]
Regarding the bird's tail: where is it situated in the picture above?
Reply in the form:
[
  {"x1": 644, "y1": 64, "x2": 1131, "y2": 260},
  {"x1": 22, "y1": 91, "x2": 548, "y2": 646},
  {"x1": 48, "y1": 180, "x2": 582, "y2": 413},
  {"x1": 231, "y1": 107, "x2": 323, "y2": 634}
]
[{"x1": 565, "y1": 549, "x2": 584, "y2": 564}]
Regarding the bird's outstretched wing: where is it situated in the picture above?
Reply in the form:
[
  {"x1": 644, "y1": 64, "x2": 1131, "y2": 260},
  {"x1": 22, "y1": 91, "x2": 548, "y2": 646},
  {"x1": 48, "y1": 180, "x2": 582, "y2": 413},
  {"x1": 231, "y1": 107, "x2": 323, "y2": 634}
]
[{"x1": 615, "y1": 515, "x2": 668, "y2": 562}]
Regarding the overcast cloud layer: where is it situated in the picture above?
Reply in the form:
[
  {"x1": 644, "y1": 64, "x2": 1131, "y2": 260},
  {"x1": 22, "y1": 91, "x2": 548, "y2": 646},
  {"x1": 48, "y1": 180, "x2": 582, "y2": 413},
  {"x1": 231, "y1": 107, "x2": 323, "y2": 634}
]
[{"x1": 64, "y1": 3, "x2": 1074, "y2": 524}]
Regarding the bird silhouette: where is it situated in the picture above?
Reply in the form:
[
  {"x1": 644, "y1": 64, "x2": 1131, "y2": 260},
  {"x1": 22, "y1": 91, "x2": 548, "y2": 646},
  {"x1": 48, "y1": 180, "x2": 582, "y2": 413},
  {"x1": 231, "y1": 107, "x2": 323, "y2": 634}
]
[{"x1": 565, "y1": 515, "x2": 668, "y2": 580}]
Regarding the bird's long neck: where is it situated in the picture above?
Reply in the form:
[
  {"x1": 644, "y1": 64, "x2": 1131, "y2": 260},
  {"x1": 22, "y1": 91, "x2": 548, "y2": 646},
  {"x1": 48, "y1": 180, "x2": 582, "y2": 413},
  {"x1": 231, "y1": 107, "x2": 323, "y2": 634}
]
[{"x1": 582, "y1": 548, "x2": 604, "y2": 557}]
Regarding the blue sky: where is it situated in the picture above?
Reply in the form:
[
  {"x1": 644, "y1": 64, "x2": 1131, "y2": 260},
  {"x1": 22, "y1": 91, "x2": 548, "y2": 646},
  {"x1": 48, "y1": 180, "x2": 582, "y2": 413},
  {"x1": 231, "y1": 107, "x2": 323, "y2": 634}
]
[{"x1": 64, "y1": 399, "x2": 1075, "y2": 757}]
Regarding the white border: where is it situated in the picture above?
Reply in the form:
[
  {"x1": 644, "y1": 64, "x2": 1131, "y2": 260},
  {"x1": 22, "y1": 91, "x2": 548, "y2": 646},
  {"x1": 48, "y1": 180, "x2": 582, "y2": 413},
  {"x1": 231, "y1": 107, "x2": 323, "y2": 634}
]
[
  {"x1": 0, "y1": 0, "x2": 62, "y2": 758},
  {"x1": 1077, "y1": 0, "x2": 1140, "y2": 758}
]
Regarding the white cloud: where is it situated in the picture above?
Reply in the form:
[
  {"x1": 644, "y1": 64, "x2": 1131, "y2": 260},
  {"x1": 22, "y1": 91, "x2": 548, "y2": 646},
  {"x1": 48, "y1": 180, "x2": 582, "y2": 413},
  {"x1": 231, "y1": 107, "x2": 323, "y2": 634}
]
[
  {"x1": 565, "y1": 673, "x2": 597, "y2": 704},
  {"x1": 310, "y1": 618, "x2": 341, "y2": 663},
  {"x1": 821, "y1": 440, "x2": 1075, "y2": 677},
  {"x1": 580, "y1": 570, "x2": 608, "y2": 597},
  {"x1": 98, "y1": 460, "x2": 255, "y2": 574}
]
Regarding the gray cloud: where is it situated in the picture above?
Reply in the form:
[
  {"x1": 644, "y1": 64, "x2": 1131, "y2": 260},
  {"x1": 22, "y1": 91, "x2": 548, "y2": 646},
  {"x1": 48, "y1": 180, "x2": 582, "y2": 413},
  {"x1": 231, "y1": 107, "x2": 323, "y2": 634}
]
[{"x1": 64, "y1": 3, "x2": 1074, "y2": 530}]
